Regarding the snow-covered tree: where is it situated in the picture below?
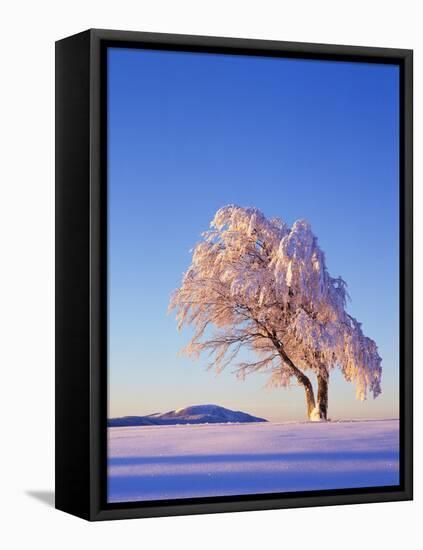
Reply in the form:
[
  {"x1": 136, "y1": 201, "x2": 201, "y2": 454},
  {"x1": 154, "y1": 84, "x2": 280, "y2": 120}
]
[{"x1": 169, "y1": 205, "x2": 382, "y2": 421}]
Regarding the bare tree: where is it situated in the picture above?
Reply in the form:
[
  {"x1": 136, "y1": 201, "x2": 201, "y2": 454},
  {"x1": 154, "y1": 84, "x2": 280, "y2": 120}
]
[{"x1": 169, "y1": 205, "x2": 382, "y2": 420}]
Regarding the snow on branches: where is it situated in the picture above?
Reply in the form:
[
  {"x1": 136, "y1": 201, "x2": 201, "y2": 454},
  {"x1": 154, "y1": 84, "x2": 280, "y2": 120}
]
[{"x1": 169, "y1": 205, "x2": 382, "y2": 417}]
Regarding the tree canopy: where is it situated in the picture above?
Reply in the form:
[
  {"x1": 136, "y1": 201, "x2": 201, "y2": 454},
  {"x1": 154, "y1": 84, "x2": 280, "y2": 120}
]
[{"x1": 169, "y1": 205, "x2": 382, "y2": 419}]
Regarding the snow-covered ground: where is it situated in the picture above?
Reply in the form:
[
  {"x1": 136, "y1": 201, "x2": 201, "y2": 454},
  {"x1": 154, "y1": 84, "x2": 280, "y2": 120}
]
[{"x1": 108, "y1": 419, "x2": 399, "y2": 503}]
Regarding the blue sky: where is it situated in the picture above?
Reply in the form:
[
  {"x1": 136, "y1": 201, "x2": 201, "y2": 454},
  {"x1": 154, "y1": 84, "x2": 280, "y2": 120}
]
[{"x1": 108, "y1": 47, "x2": 399, "y2": 422}]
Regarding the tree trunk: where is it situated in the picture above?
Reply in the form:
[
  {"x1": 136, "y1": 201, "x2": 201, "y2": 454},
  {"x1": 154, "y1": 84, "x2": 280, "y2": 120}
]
[
  {"x1": 302, "y1": 375, "x2": 317, "y2": 419},
  {"x1": 275, "y1": 344, "x2": 316, "y2": 420},
  {"x1": 316, "y1": 372, "x2": 329, "y2": 420}
]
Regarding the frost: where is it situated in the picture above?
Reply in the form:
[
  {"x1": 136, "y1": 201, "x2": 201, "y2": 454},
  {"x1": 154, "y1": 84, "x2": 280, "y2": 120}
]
[
  {"x1": 309, "y1": 407, "x2": 325, "y2": 422},
  {"x1": 169, "y1": 205, "x2": 382, "y2": 418}
]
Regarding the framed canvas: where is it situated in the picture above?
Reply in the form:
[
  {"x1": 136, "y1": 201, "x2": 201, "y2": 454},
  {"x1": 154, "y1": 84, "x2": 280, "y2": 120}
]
[{"x1": 55, "y1": 29, "x2": 413, "y2": 521}]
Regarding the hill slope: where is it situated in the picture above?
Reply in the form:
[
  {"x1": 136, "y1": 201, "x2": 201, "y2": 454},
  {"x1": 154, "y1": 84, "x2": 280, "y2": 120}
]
[
  {"x1": 108, "y1": 419, "x2": 399, "y2": 502},
  {"x1": 108, "y1": 404, "x2": 267, "y2": 427}
]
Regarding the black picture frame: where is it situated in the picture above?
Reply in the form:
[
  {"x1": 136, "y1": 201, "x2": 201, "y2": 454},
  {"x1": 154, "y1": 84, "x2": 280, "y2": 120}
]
[{"x1": 55, "y1": 28, "x2": 413, "y2": 521}]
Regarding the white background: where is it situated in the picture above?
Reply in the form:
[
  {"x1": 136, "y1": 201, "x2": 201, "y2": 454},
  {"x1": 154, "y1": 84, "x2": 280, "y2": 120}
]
[{"x1": 0, "y1": 1, "x2": 420, "y2": 548}]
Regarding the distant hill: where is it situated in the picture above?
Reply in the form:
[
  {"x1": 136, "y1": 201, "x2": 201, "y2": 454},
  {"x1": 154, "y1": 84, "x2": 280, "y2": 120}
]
[{"x1": 108, "y1": 404, "x2": 267, "y2": 427}]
